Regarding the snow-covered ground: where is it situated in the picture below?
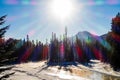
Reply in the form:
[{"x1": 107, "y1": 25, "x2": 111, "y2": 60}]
[{"x1": 0, "y1": 60, "x2": 120, "y2": 80}]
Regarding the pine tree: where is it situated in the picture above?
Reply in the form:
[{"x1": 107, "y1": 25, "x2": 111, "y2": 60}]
[
  {"x1": 107, "y1": 12, "x2": 120, "y2": 70},
  {"x1": 0, "y1": 15, "x2": 9, "y2": 38},
  {"x1": 0, "y1": 15, "x2": 10, "y2": 66}
]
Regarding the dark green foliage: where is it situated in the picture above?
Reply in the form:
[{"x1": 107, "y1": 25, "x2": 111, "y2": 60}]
[
  {"x1": 106, "y1": 32, "x2": 120, "y2": 70},
  {"x1": 0, "y1": 15, "x2": 9, "y2": 38},
  {"x1": 106, "y1": 13, "x2": 120, "y2": 70},
  {"x1": 0, "y1": 15, "x2": 11, "y2": 66}
]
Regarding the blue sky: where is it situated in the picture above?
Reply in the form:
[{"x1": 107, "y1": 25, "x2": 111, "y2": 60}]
[{"x1": 0, "y1": 0, "x2": 120, "y2": 43}]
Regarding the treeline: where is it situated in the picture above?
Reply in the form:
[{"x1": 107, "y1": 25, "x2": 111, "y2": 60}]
[
  {"x1": 0, "y1": 37, "x2": 49, "y2": 64},
  {"x1": 0, "y1": 32, "x2": 109, "y2": 64},
  {"x1": 49, "y1": 32, "x2": 110, "y2": 63},
  {"x1": 0, "y1": 13, "x2": 120, "y2": 71}
]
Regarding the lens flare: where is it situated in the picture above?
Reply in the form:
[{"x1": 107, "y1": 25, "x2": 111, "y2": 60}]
[{"x1": 49, "y1": 0, "x2": 77, "y2": 20}]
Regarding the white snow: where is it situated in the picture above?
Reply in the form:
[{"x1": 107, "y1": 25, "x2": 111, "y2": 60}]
[{"x1": 0, "y1": 60, "x2": 120, "y2": 80}]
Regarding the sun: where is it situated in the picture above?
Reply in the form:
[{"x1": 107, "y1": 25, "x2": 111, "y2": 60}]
[{"x1": 49, "y1": 0, "x2": 75, "y2": 20}]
